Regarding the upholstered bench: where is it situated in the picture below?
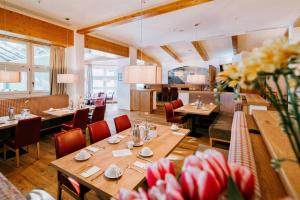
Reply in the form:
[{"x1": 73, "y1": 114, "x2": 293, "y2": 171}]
[
  {"x1": 208, "y1": 112, "x2": 233, "y2": 145},
  {"x1": 228, "y1": 111, "x2": 261, "y2": 199}
]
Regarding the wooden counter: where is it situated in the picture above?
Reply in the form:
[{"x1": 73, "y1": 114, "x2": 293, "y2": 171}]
[
  {"x1": 253, "y1": 110, "x2": 300, "y2": 199},
  {"x1": 130, "y1": 89, "x2": 156, "y2": 113},
  {"x1": 244, "y1": 94, "x2": 269, "y2": 114}
]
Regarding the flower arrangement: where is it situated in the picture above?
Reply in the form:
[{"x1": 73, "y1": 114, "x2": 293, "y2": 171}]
[
  {"x1": 216, "y1": 37, "x2": 300, "y2": 166},
  {"x1": 117, "y1": 149, "x2": 255, "y2": 200}
]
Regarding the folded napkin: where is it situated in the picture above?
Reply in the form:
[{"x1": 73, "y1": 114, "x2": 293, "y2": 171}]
[
  {"x1": 172, "y1": 132, "x2": 185, "y2": 136},
  {"x1": 80, "y1": 166, "x2": 101, "y2": 178},
  {"x1": 116, "y1": 134, "x2": 126, "y2": 139},
  {"x1": 112, "y1": 149, "x2": 132, "y2": 157},
  {"x1": 86, "y1": 146, "x2": 99, "y2": 153},
  {"x1": 133, "y1": 161, "x2": 150, "y2": 170}
]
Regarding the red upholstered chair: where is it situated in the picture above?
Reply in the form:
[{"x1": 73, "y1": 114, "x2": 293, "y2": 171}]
[
  {"x1": 114, "y1": 115, "x2": 131, "y2": 133},
  {"x1": 88, "y1": 120, "x2": 111, "y2": 144},
  {"x1": 170, "y1": 87, "x2": 178, "y2": 101},
  {"x1": 62, "y1": 108, "x2": 89, "y2": 131},
  {"x1": 171, "y1": 100, "x2": 181, "y2": 109},
  {"x1": 54, "y1": 129, "x2": 89, "y2": 200},
  {"x1": 89, "y1": 105, "x2": 106, "y2": 123},
  {"x1": 177, "y1": 99, "x2": 184, "y2": 107},
  {"x1": 164, "y1": 103, "x2": 187, "y2": 124},
  {"x1": 3, "y1": 117, "x2": 41, "y2": 167},
  {"x1": 161, "y1": 87, "x2": 169, "y2": 102},
  {"x1": 95, "y1": 99, "x2": 105, "y2": 107}
]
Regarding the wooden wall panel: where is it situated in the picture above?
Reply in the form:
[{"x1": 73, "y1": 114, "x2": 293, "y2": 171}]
[{"x1": 0, "y1": 8, "x2": 74, "y2": 46}]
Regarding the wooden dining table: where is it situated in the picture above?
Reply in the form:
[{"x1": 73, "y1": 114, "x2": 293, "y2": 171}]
[
  {"x1": 174, "y1": 103, "x2": 217, "y2": 116},
  {"x1": 0, "y1": 114, "x2": 40, "y2": 130},
  {"x1": 43, "y1": 105, "x2": 95, "y2": 117},
  {"x1": 50, "y1": 124, "x2": 190, "y2": 198}
]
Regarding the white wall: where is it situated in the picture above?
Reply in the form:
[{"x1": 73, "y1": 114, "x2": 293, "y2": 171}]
[
  {"x1": 117, "y1": 58, "x2": 131, "y2": 110},
  {"x1": 65, "y1": 33, "x2": 85, "y2": 105}
]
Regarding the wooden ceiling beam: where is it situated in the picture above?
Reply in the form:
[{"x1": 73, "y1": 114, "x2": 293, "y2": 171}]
[
  {"x1": 137, "y1": 49, "x2": 161, "y2": 66},
  {"x1": 231, "y1": 35, "x2": 239, "y2": 54},
  {"x1": 77, "y1": 0, "x2": 211, "y2": 34},
  {"x1": 191, "y1": 41, "x2": 209, "y2": 61},
  {"x1": 294, "y1": 17, "x2": 300, "y2": 28},
  {"x1": 160, "y1": 45, "x2": 182, "y2": 63},
  {"x1": 85, "y1": 35, "x2": 160, "y2": 65}
]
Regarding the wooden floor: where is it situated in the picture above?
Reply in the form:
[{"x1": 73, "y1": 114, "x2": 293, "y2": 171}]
[{"x1": 0, "y1": 104, "x2": 227, "y2": 199}]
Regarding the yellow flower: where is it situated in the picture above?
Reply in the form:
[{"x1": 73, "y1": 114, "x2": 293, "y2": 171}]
[
  {"x1": 228, "y1": 80, "x2": 239, "y2": 88},
  {"x1": 288, "y1": 78, "x2": 297, "y2": 89}
]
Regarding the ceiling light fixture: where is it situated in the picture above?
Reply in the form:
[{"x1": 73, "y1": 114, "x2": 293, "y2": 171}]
[{"x1": 125, "y1": 0, "x2": 158, "y2": 84}]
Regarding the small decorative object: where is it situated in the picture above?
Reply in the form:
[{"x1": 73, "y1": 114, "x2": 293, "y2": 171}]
[
  {"x1": 8, "y1": 106, "x2": 15, "y2": 120},
  {"x1": 216, "y1": 37, "x2": 300, "y2": 166},
  {"x1": 132, "y1": 124, "x2": 143, "y2": 147},
  {"x1": 116, "y1": 149, "x2": 255, "y2": 200}
]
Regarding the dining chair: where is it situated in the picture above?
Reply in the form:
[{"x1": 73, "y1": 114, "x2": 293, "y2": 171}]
[
  {"x1": 54, "y1": 129, "x2": 90, "y2": 200},
  {"x1": 171, "y1": 100, "x2": 181, "y2": 109},
  {"x1": 94, "y1": 99, "x2": 105, "y2": 107},
  {"x1": 113, "y1": 114, "x2": 131, "y2": 133},
  {"x1": 164, "y1": 103, "x2": 187, "y2": 125},
  {"x1": 88, "y1": 120, "x2": 111, "y2": 144},
  {"x1": 89, "y1": 105, "x2": 106, "y2": 124},
  {"x1": 161, "y1": 87, "x2": 170, "y2": 102},
  {"x1": 169, "y1": 87, "x2": 178, "y2": 101},
  {"x1": 177, "y1": 99, "x2": 184, "y2": 107},
  {"x1": 3, "y1": 117, "x2": 41, "y2": 167},
  {"x1": 62, "y1": 108, "x2": 89, "y2": 131}
]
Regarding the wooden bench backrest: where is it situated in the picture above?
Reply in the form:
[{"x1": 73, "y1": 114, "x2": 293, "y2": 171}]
[{"x1": 0, "y1": 95, "x2": 69, "y2": 117}]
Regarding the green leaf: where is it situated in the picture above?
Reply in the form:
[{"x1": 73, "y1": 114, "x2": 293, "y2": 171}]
[{"x1": 228, "y1": 176, "x2": 244, "y2": 200}]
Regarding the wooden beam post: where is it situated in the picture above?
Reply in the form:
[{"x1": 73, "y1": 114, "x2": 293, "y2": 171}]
[
  {"x1": 191, "y1": 41, "x2": 209, "y2": 61},
  {"x1": 77, "y1": 0, "x2": 211, "y2": 34},
  {"x1": 137, "y1": 49, "x2": 161, "y2": 66},
  {"x1": 231, "y1": 35, "x2": 239, "y2": 55},
  {"x1": 160, "y1": 45, "x2": 182, "y2": 63}
]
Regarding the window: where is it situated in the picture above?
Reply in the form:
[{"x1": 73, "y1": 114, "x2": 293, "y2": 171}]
[{"x1": 0, "y1": 38, "x2": 51, "y2": 95}]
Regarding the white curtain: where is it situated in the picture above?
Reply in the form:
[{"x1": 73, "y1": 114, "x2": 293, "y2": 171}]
[{"x1": 86, "y1": 64, "x2": 93, "y2": 97}]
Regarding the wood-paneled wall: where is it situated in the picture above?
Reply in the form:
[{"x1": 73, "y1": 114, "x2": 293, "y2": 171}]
[
  {"x1": 0, "y1": 95, "x2": 69, "y2": 117},
  {"x1": 0, "y1": 8, "x2": 74, "y2": 47}
]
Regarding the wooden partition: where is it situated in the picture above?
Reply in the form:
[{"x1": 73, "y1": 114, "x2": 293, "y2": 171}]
[{"x1": 0, "y1": 95, "x2": 69, "y2": 117}]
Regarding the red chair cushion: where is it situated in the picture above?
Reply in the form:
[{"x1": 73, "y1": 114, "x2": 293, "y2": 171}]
[
  {"x1": 114, "y1": 115, "x2": 131, "y2": 133},
  {"x1": 88, "y1": 120, "x2": 111, "y2": 144}
]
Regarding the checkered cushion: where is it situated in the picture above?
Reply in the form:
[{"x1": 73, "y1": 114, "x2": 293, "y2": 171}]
[
  {"x1": 228, "y1": 111, "x2": 262, "y2": 199},
  {"x1": 0, "y1": 173, "x2": 25, "y2": 200}
]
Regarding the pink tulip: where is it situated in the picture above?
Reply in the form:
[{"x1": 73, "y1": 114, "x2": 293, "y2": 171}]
[
  {"x1": 181, "y1": 169, "x2": 198, "y2": 199},
  {"x1": 158, "y1": 158, "x2": 175, "y2": 179},
  {"x1": 196, "y1": 170, "x2": 221, "y2": 200},
  {"x1": 230, "y1": 165, "x2": 255, "y2": 200},
  {"x1": 146, "y1": 162, "x2": 162, "y2": 187},
  {"x1": 182, "y1": 155, "x2": 204, "y2": 171},
  {"x1": 117, "y1": 188, "x2": 149, "y2": 200}
]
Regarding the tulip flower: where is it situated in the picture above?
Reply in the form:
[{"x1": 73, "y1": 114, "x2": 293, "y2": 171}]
[
  {"x1": 117, "y1": 188, "x2": 149, "y2": 200},
  {"x1": 230, "y1": 165, "x2": 255, "y2": 200},
  {"x1": 146, "y1": 162, "x2": 161, "y2": 187},
  {"x1": 158, "y1": 158, "x2": 175, "y2": 179},
  {"x1": 196, "y1": 170, "x2": 221, "y2": 200},
  {"x1": 182, "y1": 155, "x2": 203, "y2": 171},
  {"x1": 147, "y1": 158, "x2": 175, "y2": 187}
]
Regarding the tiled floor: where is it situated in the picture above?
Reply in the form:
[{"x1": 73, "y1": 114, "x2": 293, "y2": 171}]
[{"x1": 0, "y1": 103, "x2": 227, "y2": 199}]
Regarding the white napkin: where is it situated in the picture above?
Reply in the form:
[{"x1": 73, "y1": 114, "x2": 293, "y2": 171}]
[
  {"x1": 112, "y1": 149, "x2": 132, "y2": 157},
  {"x1": 80, "y1": 166, "x2": 101, "y2": 178},
  {"x1": 133, "y1": 161, "x2": 150, "y2": 170},
  {"x1": 116, "y1": 134, "x2": 126, "y2": 139},
  {"x1": 172, "y1": 132, "x2": 185, "y2": 136},
  {"x1": 86, "y1": 146, "x2": 99, "y2": 153}
]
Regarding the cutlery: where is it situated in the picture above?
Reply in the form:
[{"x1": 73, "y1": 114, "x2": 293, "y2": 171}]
[
  {"x1": 128, "y1": 166, "x2": 143, "y2": 174},
  {"x1": 90, "y1": 170, "x2": 105, "y2": 182},
  {"x1": 77, "y1": 164, "x2": 92, "y2": 173},
  {"x1": 136, "y1": 155, "x2": 153, "y2": 163}
]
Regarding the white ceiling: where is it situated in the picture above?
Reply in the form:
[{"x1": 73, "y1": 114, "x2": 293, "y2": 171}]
[{"x1": 2, "y1": 0, "x2": 300, "y2": 66}]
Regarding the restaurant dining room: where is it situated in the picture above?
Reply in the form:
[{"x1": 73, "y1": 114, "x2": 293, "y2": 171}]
[{"x1": 0, "y1": 0, "x2": 300, "y2": 199}]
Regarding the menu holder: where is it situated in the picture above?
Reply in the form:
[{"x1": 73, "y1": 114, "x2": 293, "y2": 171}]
[
  {"x1": 112, "y1": 149, "x2": 132, "y2": 157},
  {"x1": 80, "y1": 166, "x2": 101, "y2": 178}
]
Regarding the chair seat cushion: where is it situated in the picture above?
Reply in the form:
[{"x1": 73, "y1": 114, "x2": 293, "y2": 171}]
[
  {"x1": 209, "y1": 112, "x2": 233, "y2": 141},
  {"x1": 62, "y1": 121, "x2": 73, "y2": 130},
  {"x1": 58, "y1": 173, "x2": 89, "y2": 196}
]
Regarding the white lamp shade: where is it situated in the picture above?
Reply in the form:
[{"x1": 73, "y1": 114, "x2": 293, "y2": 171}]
[
  {"x1": 57, "y1": 74, "x2": 77, "y2": 84},
  {"x1": 187, "y1": 74, "x2": 206, "y2": 84},
  {"x1": 124, "y1": 65, "x2": 160, "y2": 84},
  {"x1": 0, "y1": 71, "x2": 21, "y2": 83}
]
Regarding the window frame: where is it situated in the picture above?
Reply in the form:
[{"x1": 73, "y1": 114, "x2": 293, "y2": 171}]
[{"x1": 0, "y1": 38, "x2": 51, "y2": 96}]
